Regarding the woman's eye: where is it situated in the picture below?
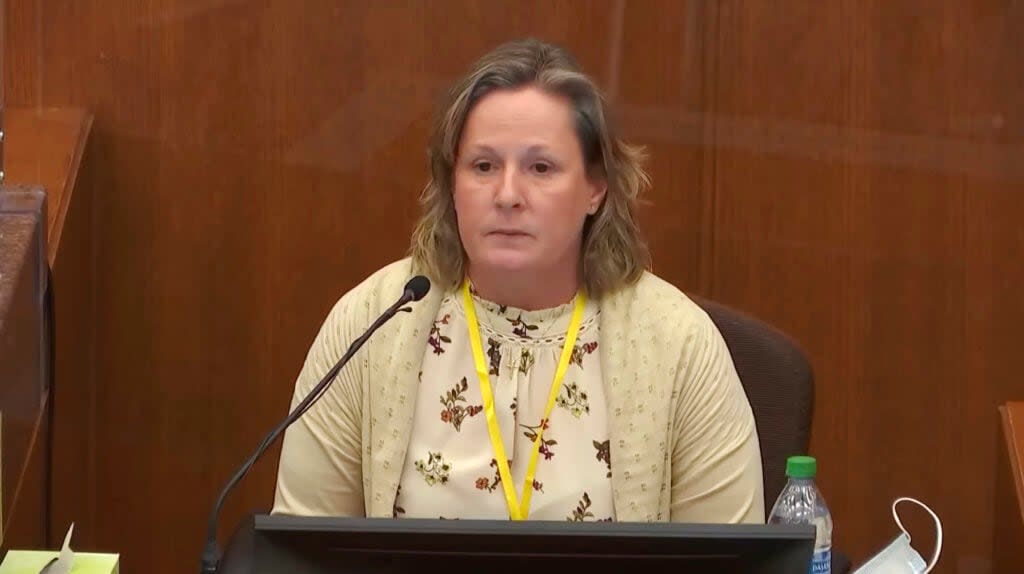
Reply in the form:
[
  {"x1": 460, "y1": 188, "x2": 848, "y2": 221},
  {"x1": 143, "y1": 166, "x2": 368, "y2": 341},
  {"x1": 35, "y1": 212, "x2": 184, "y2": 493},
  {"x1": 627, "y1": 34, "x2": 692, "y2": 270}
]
[
  {"x1": 474, "y1": 161, "x2": 493, "y2": 173},
  {"x1": 533, "y1": 163, "x2": 551, "y2": 174}
]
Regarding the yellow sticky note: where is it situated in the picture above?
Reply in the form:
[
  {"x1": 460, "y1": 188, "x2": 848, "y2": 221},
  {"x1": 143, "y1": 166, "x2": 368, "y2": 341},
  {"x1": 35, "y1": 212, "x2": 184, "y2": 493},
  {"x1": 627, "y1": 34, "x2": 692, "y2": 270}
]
[{"x1": 0, "y1": 551, "x2": 119, "y2": 574}]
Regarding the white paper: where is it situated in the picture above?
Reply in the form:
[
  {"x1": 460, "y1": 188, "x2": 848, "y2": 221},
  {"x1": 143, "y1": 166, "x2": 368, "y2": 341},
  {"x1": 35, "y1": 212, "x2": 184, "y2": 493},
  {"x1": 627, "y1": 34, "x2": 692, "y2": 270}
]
[{"x1": 40, "y1": 523, "x2": 74, "y2": 574}]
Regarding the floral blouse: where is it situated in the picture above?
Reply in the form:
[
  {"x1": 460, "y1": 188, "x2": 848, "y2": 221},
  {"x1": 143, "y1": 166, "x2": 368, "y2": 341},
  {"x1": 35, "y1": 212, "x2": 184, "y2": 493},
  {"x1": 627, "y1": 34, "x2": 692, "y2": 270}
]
[{"x1": 395, "y1": 288, "x2": 614, "y2": 522}]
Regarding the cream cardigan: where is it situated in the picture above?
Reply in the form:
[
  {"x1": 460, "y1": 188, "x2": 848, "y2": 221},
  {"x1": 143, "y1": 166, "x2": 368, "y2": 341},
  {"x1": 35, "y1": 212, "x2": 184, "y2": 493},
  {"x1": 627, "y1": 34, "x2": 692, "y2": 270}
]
[{"x1": 272, "y1": 258, "x2": 765, "y2": 523}]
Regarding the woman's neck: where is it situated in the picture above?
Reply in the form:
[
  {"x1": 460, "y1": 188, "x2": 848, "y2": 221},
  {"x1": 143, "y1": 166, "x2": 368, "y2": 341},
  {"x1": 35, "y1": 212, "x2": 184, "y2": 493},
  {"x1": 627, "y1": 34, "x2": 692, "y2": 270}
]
[{"x1": 467, "y1": 264, "x2": 580, "y2": 311}]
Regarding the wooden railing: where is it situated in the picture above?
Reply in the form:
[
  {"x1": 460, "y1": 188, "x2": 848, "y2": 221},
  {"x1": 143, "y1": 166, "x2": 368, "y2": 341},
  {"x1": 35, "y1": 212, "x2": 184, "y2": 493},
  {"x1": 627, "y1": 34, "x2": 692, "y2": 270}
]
[{"x1": 994, "y1": 402, "x2": 1024, "y2": 572}]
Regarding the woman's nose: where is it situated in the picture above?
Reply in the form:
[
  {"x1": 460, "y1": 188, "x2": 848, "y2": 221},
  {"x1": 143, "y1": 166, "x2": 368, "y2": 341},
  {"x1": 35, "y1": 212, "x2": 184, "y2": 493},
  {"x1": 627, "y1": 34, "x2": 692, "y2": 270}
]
[{"x1": 494, "y1": 165, "x2": 525, "y2": 209}]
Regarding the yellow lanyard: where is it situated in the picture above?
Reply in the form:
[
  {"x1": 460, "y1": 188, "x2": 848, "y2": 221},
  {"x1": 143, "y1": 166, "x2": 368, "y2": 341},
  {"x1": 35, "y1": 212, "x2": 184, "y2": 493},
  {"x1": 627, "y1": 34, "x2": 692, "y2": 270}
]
[{"x1": 461, "y1": 280, "x2": 586, "y2": 520}]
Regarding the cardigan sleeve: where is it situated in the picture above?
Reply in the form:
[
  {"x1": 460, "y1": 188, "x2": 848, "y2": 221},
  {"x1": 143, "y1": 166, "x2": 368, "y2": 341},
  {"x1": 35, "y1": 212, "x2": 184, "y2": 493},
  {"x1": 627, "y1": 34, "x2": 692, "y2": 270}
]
[
  {"x1": 271, "y1": 290, "x2": 368, "y2": 518},
  {"x1": 669, "y1": 311, "x2": 766, "y2": 524}
]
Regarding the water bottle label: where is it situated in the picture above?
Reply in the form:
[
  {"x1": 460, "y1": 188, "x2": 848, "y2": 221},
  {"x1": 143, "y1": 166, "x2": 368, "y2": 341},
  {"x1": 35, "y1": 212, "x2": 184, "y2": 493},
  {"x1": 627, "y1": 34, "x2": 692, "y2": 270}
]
[{"x1": 810, "y1": 549, "x2": 831, "y2": 574}]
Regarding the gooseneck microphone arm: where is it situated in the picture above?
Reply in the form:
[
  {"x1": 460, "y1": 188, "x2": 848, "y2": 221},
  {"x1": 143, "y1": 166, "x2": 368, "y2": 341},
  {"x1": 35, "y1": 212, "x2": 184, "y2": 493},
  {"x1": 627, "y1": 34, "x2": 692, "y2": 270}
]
[{"x1": 199, "y1": 275, "x2": 431, "y2": 574}]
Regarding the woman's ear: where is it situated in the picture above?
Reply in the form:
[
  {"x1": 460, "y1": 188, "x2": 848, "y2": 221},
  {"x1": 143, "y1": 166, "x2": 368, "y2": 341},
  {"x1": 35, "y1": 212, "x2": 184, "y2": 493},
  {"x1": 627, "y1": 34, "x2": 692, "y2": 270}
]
[{"x1": 588, "y1": 179, "x2": 608, "y2": 215}]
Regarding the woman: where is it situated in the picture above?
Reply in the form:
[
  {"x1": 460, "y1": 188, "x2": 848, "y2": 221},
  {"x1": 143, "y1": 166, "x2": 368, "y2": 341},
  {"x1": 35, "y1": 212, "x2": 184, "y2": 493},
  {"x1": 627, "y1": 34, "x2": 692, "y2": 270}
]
[{"x1": 272, "y1": 38, "x2": 764, "y2": 524}]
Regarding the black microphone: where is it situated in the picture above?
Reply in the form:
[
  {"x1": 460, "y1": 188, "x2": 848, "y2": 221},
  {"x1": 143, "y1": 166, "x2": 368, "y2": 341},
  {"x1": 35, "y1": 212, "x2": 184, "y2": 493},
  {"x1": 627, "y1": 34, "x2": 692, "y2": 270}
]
[
  {"x1": 200, "y1": 275, "x2": 431, "y2": 574},
  {"x1": 403, "y1": 275, "x2": 431, "y2": 303}
]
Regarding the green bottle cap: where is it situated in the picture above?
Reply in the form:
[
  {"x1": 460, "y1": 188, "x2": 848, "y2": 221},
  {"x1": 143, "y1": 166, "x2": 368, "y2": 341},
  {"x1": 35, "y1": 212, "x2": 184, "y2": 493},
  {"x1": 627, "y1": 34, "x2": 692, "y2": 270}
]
[{"x1": 785, "y1": 455, "x2": 817, "y2": 478}]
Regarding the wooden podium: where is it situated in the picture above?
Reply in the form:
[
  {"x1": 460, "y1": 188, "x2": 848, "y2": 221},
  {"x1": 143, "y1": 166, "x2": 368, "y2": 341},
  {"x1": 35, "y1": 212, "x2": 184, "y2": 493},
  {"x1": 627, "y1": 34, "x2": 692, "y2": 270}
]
[{"x1": 211, "y1": 514, "x2": 815, "y2": 574}]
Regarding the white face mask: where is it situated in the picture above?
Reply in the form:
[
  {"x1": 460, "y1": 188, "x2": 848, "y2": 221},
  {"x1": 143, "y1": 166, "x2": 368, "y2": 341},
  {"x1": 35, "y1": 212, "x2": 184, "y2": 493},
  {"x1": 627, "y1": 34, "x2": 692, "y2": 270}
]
[{"x1": 852, "y1": 497, "x2": 943, "y2": 574}]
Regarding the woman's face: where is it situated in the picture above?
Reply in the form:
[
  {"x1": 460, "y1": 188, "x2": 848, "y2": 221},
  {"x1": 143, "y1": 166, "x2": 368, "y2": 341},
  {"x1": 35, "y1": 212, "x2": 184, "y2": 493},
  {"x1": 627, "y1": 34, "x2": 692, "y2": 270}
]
[{"x1": 453, "y1": 86, "x2": 606, "y2": 281}]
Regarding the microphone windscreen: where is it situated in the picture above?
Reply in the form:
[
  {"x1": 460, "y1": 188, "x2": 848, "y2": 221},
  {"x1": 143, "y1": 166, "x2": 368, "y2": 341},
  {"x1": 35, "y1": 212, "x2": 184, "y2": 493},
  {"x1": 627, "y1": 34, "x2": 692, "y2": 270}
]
[{"x1": 405, "y1": 275, "x2": 431, "y2": 301}]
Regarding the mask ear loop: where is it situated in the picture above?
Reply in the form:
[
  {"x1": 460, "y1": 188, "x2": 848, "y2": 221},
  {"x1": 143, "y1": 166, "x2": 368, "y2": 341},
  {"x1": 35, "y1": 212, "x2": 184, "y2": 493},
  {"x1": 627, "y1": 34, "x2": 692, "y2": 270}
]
[{"x1": 892, "y1": 497, "x2": 943, "y2": 573}]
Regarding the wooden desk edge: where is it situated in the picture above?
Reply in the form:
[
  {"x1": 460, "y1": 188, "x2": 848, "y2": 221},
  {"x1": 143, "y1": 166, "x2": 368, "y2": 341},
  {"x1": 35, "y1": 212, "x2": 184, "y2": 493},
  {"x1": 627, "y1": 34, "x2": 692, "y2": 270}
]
[
  {"x1": 999, "y1": 403, "x2": 1024, "y2": 526},
  {"x1": 47, "y1": 110, "x2": 95, "y2": 265}
]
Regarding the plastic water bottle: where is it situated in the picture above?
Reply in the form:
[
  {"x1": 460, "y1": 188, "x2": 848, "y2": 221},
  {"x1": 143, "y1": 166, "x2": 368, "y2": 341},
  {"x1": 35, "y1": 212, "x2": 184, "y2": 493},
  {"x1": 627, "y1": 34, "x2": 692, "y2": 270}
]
[{"x1": 768, "y1": 455, "x2": 832, "y2": 574}]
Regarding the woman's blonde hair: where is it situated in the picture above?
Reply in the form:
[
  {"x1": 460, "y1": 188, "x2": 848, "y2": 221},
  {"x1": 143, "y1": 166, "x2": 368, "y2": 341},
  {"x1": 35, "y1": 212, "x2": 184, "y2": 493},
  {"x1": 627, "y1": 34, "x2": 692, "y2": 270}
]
[{"x1": 409, "y1": 37, "x2": 651, "y2": 298}]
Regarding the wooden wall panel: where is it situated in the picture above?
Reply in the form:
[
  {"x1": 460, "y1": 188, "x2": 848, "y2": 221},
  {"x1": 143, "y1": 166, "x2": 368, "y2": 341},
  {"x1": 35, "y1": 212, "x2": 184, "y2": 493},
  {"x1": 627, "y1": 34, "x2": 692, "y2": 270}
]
[
  {"x1": 5, "y1": 1, "x2": 1022, "y2": 573},
  {"x1": 963, "y1": 4, "x2": 1024, "y2": 573},
  {"x1": 616, "y1": 0, "x2": 712, "y2": 294},
  {"x1": 2, "y1": 0, "x2": 41, "y2": 107},
  {"x1": 709, "y1": 2, "x2": 1024, "y2": 572},
  {"x1": 708, "y1": 2, "x2": 860, "y2": 561}
]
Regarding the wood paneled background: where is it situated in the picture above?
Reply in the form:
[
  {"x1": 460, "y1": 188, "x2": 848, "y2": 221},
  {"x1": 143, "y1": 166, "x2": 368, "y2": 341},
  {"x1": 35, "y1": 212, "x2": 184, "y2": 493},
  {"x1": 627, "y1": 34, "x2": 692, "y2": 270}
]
[{"x1": 6, "y1": 1, "x2": 1022, "y2": 572}]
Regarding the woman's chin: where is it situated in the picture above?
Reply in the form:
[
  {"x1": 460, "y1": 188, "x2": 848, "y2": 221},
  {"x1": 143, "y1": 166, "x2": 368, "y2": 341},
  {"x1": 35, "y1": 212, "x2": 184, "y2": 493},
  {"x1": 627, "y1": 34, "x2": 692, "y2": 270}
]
[{"x1": 473, "y1": 250, "x2": 541, "y2": 275}]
